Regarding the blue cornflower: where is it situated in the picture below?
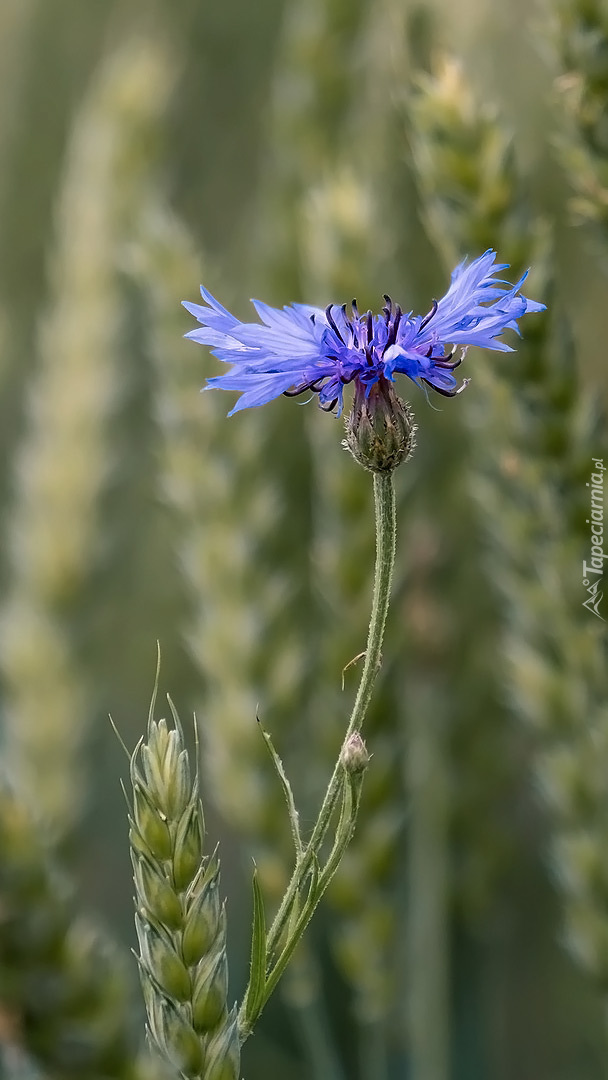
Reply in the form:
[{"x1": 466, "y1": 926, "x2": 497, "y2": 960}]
[{"x1": 183, "y1": 250, "x2": 544, "y2": 417}]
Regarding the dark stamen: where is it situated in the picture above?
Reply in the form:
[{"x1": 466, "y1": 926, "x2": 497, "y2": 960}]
[
  {"x1": 366, "y1": 311, "x2": 373, "y2": 346},
  {"x1": 320, "y1": 397, "x2": 338, "y2": 412},
  {"x1": 283, "y1": 382, "x2": 313, "y2": 397},
  {"x1": 283, "y1": 375, "x2": 328, "y2": 398},
  {"x1": 422, "y1": 376, "x2": 470, "y2": 398},
  {"x1": 341, "y1": 303, "x2": 355, "y2": 341},
  {"x1": 347, "y1": 301, "x2": 360, "y2": 346},
  {"x1": 421, "y1": 378, "x2": 457, "y2": 398},
  {"x1": 418, "y1": 299, "x2": 438, "y2": 332},
  {"x1": 325, "y1": 305, "x2": 345, "y2": 344},
  {"x1": 383, "y1": 305, "x2": 403, "y2": 355},
  {"x1": 433, "y1": 353, "x2": 462, "y2": 370}
]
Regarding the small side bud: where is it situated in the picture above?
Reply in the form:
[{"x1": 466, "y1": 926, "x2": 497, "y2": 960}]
[
  {"x1": 340, "y1": 732, "x2": 371, "y2": 775},
  {"x1": 344, "y1": 377, "x2": 416, "y2": 473}
]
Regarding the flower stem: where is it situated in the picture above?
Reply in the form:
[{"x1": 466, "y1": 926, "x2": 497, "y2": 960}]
[
  {"x1": 345, "y1": 470, "x2": 397, "y2": 737},
  {"x1": 303, "y1": 470, "x2": 396, "y2": 863},
  {"x1": 240, "y1": 471, "x2": 397, "y2": 1039}
]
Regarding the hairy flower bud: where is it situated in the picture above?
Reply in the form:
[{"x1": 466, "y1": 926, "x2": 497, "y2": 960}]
[
  {"x1": 340, "y1": 732, "x2": 371, "y2": 775},
  {"x1": 344, "y1": 377, "x2": 416, "y2": 473}
]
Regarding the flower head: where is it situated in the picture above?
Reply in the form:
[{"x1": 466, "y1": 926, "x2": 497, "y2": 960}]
[{"x1": 183, "y1": 250, "x2": 544, "y2": 417}]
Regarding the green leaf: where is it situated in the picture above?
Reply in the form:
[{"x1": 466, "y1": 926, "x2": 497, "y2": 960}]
[
  {"x1": 243, "y1": 865, "x2": 268, "y2": 1031},
  {"x1": 257, "y1": 715, "x2": 302, "y2": 856}
]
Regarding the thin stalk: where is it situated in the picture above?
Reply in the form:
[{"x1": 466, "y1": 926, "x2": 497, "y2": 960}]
[
  {"x1": 294, "y1": 993, "x2": 347, "y2": 1080},
  {"x1": 359, "y1": 1020, "x2": 390, "y2": 1080},
  {"x1": 405, "y1": 681, "x2": 449, "y2": 1080},
  {"x1": 263, "y1": 471, "x2": 397, "y2": 972}
]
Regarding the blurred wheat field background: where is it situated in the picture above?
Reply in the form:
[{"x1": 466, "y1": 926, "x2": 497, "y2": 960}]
[{"x1": 0, "y1": 0, "x2": 606, "y2": 1078}]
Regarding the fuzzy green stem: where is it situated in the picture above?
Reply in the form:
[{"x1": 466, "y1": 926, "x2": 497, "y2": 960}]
[
  {"x1": 345, "y1": 471, "x2": 397, "y2": 737},
  {"x1": 268, "y1": 472, "x2": 396, "y2": 953},
  {"x1": 261, "y1": 776, "x2": 364, "y2": 1009},
  {"x1": 240, "y1": 471, "x2": 397, "y2": 1039}
]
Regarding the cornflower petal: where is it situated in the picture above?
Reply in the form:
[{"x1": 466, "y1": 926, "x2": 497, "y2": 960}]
[{"x1": 183, "y1": 251, "x2": 545, "y2": 415}]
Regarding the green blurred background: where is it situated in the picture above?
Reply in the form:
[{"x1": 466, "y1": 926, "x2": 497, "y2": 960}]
[{"x1": 0, "y1": 0, "x2": 607, "y2": 1077}]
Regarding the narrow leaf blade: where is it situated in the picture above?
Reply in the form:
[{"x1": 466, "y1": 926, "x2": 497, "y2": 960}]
[
  {"x1": 243, "y1": 865, "x2": 267, "y2": 1030},
  {"x1": 257, "y1": 716, "x2": 302, "y2": 855}
]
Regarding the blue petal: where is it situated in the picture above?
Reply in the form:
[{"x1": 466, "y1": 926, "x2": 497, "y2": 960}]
[
  {"x1": 206, "y1": 371, "x2": 300, "y2": 414},
  {"x1": 409, "y1": 251, "x2": 545, "y2": 353},
  {"x1": 184, "y1": 261, "x2": 544, "y2": 415}
]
